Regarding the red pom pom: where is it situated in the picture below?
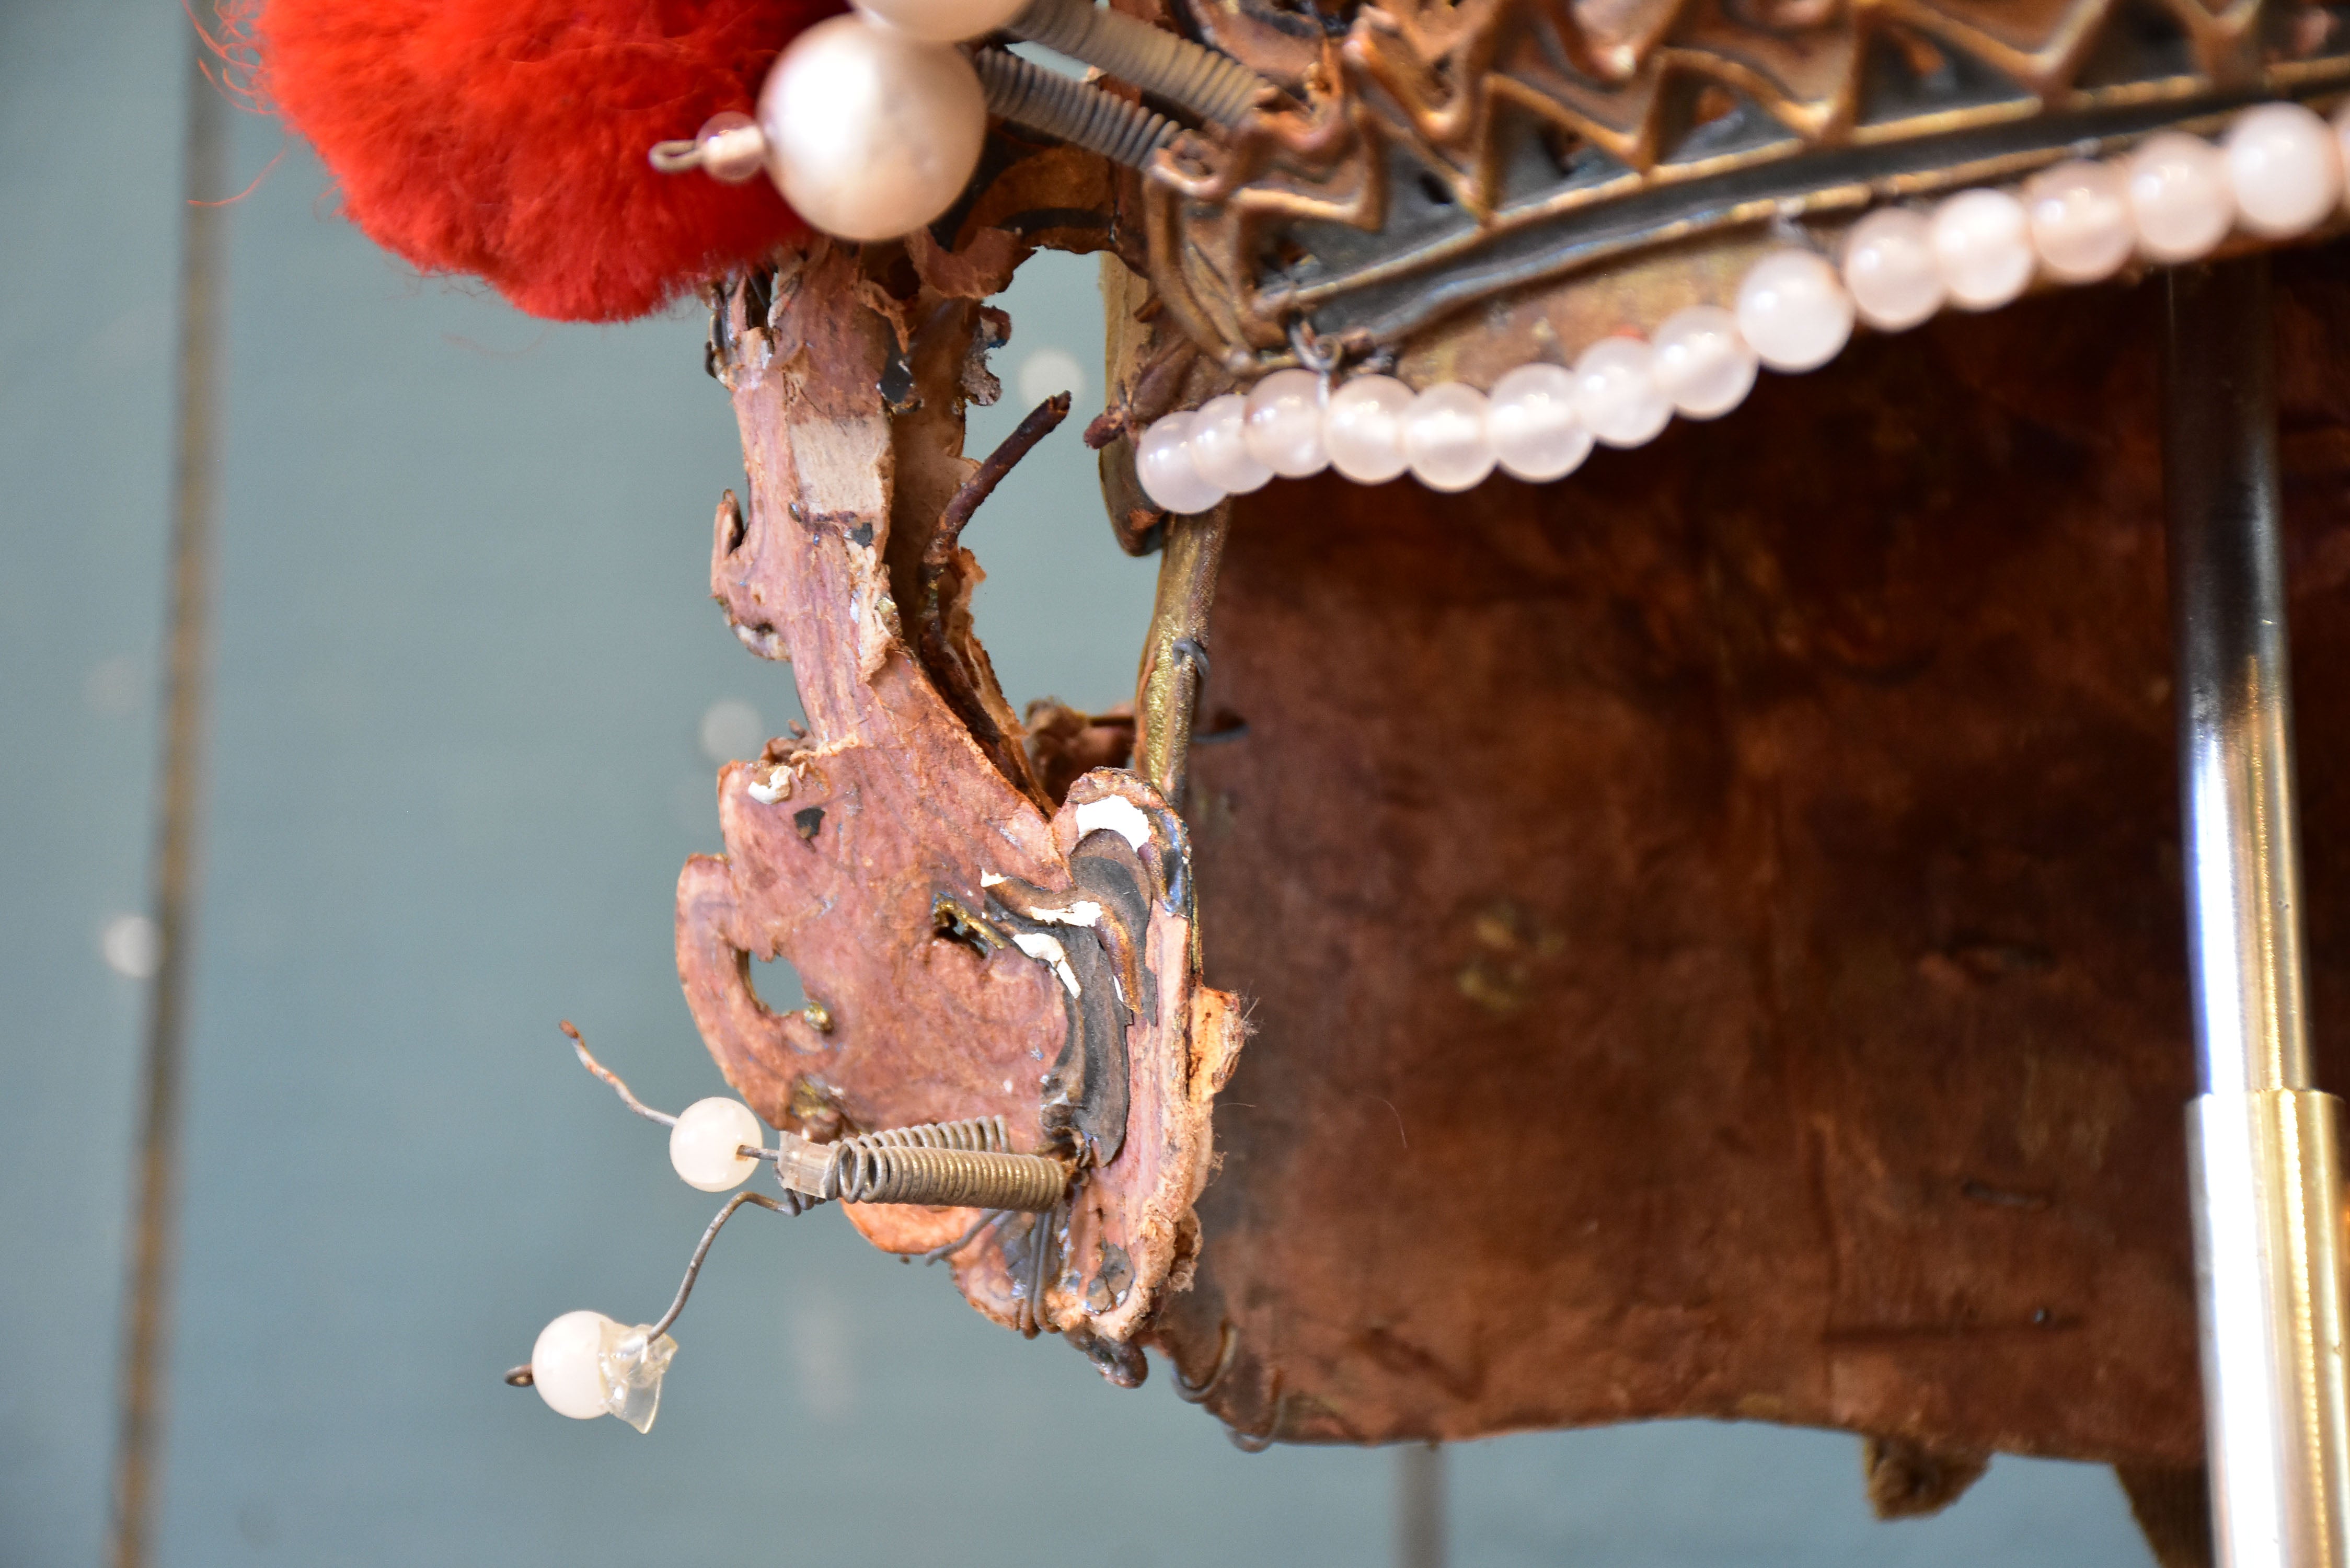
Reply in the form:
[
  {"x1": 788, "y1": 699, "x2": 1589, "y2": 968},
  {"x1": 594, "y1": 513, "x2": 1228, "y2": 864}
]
[{"x1": 257, "y1": 0, "x2": 841, "y2": 322}]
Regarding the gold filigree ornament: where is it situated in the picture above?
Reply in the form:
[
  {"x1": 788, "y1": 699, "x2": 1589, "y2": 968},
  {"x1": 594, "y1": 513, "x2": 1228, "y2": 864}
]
[{"x1": 1143, "y1": 0, "x2": 2350, "y2": 382}]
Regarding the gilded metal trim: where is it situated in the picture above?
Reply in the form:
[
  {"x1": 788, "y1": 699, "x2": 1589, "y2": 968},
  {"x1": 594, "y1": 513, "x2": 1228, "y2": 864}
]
[{"x1": 1146, "y1": 0, "x2": 2350, "y2": 374}]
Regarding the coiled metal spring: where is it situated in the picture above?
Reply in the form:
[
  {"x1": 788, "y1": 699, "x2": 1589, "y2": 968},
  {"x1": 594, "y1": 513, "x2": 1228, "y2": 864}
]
[
  {"x1": 1005, "y1": 0, "x2": 1270, "y2": 128},
  {"x1": 562, "y1": 1024, "x2": 1066, "y2": 1214},
  {"x1": 973, "y1": 48, "x2": 1180, "y2": 170},
  {"x1": 843, "y1": 1115, "x2": 1010, "y2": 1155},
  {"x1": 830, "y1": 1120, "x2": 1068, "y2": 1210}
]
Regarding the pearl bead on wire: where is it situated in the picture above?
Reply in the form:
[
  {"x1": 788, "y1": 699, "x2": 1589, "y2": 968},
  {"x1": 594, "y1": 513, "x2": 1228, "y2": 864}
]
[
  {"x1": 1571, "y1": 337, "x2": 1671, "y2": 448},
  {"x1": 1135, "y1": 411, "x2": 1222, "y2": 515},
  {"x1": 1401, "y1": 383, "x2": 1494, "y2": 492},
  {"x1": 529, "y1": 1310, "x2": 676, "y2": 1432},
  {"x1": 1736, "y1": 250, "x2": 1854, "y2": 373},
  {"x1": 2224, "y1": 101, "x2": 2342, "y2": 238},
  {"x1": 1486, "y1": 363, "x2": 1590, "y2": 482},
  {"x1": 2022, "y1": 160, "x2": 2134, "y2": 283},
  {"x1": 2126, "y1": 131, "x2": 2237, "y2": 263},
  {"x1": 1188, "y1": 393, "x2": 1273, "y2": 495},
  {"x1": 670, "y1": 1097, "x2": 763, "y2": 1192},
  {"x1": 1929, "y1": 188, "x2": 2034, "y2": 311},
  {"x1": 532, "y1": 1310, "x2": 619, "y2": 1421},
  {"x1": 1323, "y1": 374, "x2": 1414, "y2": 483},
  {"x1": 852, "y1": 0, "x2": 1028, "y2": 43},
  {"x1": 1243, "y1": 369, "x2": 1330, "y2": 478},
  {"x1": 757, "y1": 15, "x2": 988, "y2": 242},
  {"x1": 1840, "y1": 208, "x2": 1943, "y2": 331},
  {"x1": 1651, "y1": 305, "x2": 1756, "y2": 420}
]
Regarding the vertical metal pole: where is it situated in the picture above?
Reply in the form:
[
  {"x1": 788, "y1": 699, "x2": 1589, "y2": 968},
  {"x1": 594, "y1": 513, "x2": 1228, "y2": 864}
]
[
  {"x1": 108, "y1": 19, "x2": 228, "y2": 1568},
  {"x1": 1134, "y1": 500, "x2": 1229, "y2": 809},
  {"x1": 1396, "y1": 1444, "x2": 1446, "y2": 1568},
  {"x1": 2165, "y1": 257, "x2": 2350, "y2": 1568}
]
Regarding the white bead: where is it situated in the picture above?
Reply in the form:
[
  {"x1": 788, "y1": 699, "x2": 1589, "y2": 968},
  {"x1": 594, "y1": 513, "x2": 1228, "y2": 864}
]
[
  {"x1": 1736, "y1": 250, "x2": 1854, "y2": 373},
  {"x1": 758, "y1": 16, "x2": 987, "y2": 241},
  {"x1": 670, "y1": 1097, "x2": 763, "y2": 1191},
  {"x1": 1485, "y1": 363, "x2": 1591, "y2": 481},
  {"x1": 1929, "y1": 188, "x2": 2034, "y2": 311},
  {"x1": 2023, "y1": 160, "x2": 2134, "y2": 283},
  {"x1": 1242, "y1": 369, "x2": 1329, "y2": 478},
  {"x1": 1841, "y1": 209, "x2": 1943, "y2": 331},
  {"x1": 1186, "y1": 394, "x2": 1272, "y2": 494},
  {"x1": 1323, "y1": 375, "x2": 1413, "y2": 483},
  {"x1": 1571, "y1": 337, "x2": 1672, "y2": 447},
  {"x1": 532, "y1": 1310, "x2": 618, "y2": 1421},
  {"x1": 2225, "y1": 101, "x2": 2342, "y2": 238},
  {"x1": 2125, "y1": 132, "x2": 2236, "y2": 263},
  {"x1": 853, "y1": 0, "x2": 1027, "y2": 42},
  {"x1": 1134, "y1": 413, "x2": 1223, "y2": 514},
  {"x1": 1401, "y1": 383, "x2": 1495, "y2": 492},
  {"x1": 1650, "y1": 306, "x2": 1757, "y2": 420}
]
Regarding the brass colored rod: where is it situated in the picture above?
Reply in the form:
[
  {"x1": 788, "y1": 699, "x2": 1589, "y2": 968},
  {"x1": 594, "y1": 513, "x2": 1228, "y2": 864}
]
[{"x1": 1134, "y1": 501, "x2": 1229, "y2": 806}]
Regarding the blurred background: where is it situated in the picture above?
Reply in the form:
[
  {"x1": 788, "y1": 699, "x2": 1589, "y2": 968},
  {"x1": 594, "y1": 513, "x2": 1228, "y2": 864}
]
[{"x1": 3, "y1": 2, "x2": 2169, "y2": 1563}]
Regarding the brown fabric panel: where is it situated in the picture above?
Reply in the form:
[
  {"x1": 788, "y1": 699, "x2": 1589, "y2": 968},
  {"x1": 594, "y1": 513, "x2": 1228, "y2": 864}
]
[{"x1": 1153, "y1": 250, "x2": 2350, "y2": 1465}]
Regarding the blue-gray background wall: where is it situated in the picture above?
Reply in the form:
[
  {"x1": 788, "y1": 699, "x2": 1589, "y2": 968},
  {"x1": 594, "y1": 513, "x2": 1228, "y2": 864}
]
[{"x1": 2, "y1": 4, "x2": 2161, "y2": 1563}]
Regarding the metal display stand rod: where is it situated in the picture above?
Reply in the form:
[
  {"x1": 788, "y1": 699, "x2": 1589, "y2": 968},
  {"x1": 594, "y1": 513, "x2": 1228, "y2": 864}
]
[{"x1": 2165, "y1": 257, "x2": 2350, "y2": 1568}]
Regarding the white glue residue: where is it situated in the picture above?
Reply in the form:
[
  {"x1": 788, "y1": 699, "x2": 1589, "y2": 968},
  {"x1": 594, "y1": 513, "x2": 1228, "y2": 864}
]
[
  {"x1": 1012, "y1": 931, "x2": 1082, "y2": 997},
  {"x1": 1073, "y1": 795, "x2": 1152, "y2": 851},
  {"x1": 1028, "y1": 899, "x2": 1103, "y2": 928},
  {"x1": 980, "y1": 871, "x2": 1007, "y2": 887}
]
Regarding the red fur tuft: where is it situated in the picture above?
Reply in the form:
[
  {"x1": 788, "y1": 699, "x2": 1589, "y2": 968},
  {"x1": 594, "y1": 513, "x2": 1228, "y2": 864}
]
[{"x1": 256, "y1": 0, "x2": 840, "y2": 322}]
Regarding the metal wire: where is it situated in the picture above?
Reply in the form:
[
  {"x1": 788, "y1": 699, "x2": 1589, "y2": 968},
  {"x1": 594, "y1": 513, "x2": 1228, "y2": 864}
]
[
  {"x1": 972, "y1": 47, "x2": 1180, "y2": 168},
  {"x1": 1005, "y1": 0, "x2": 1270, "y2": 127},
  {"x1": 647, "y1": 1191, "x2": 788, "y2": 1341},
  {"x1": 917, "y1": 1208, "x2": 1010, "y2": 1264},
  {"x1": 1172, "y1": 1321, "x2": 1238, "y2": 1403},
  {"x1": 562, "y1": 1022, "x2": 677, "y2": 1129},
  {"x1": 504, "y1": 1189, "x2": 789, "y2": 1388}
]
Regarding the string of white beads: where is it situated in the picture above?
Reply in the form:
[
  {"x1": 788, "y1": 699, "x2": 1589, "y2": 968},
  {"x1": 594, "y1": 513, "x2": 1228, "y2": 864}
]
[
  {"x1": 1735, "y1": 250, "x2": 1853, "y2": 372},
  {"x1": 1402, "y1": 383, "x2": 1495, "y2": 491},
  {"x1": 1132, "y1": 97, "x2": 2348, "y2": 512},
  {"x1": 1486, "y1": 364, "x2": 1589, "y2": 480},
  {"x1": 1651, "y1": 305, "x2": 1757, "y2": 419},
  {"x1": 1929, "y1": 189, "x2": 2034, "y2": 310},
  {"x1": 1841, "y1": 207, "x2": 1943, "y2": 329},
  {"x1": 1572, "y1": 337, "x2": 1672, "y2": 448},
  {"x1": 1324, "y1": 375, "x2": 1415, "y2": 482}
]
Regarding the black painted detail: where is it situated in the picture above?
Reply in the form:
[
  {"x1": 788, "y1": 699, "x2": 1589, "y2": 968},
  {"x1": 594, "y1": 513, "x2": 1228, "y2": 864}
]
[
  {"x1": 878, "y1": 337, "x2": 919, "y2": 413},
  {"x1": 988, "y1": 825, "x2": 1169, "y2": 1168}
]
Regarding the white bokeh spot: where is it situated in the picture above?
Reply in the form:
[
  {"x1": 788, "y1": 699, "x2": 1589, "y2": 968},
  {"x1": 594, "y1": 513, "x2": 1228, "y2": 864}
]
[{"x1": 1016, "y1": 346, "x2": 1085, "y2": 410}]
